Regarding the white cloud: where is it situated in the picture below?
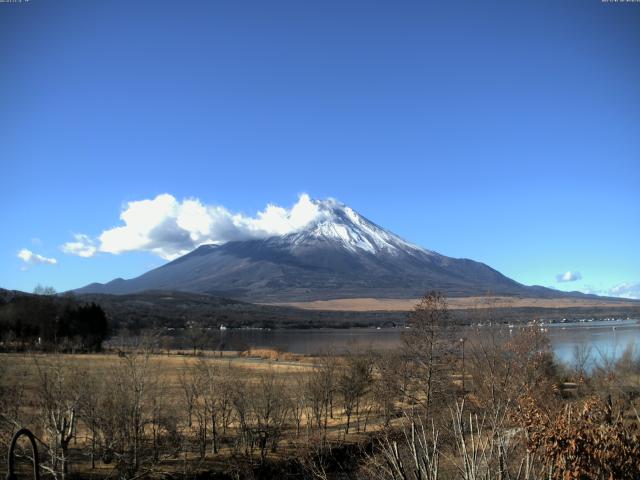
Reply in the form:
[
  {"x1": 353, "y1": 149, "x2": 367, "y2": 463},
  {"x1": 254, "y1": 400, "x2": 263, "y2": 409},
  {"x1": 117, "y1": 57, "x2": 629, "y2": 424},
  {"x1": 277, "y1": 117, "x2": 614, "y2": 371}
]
[
  {"x1": 61, "y1": 234, "x2": 98, "y2": 258},
  {"x1": 556, "y1": 271, "x2": 582, "y2": 283},
  {"x1": 607, "y1": 282, "x2": 640, "y2": 300},
  {"x1": 17, "y1": 248, "x2": 57, "y2": 267},
  {"x1": 576, "y1": 282, "x2": 640, "y2": 300},
  {"x1": 62, "y1": 193, "x2": 326, "y2": 260}
]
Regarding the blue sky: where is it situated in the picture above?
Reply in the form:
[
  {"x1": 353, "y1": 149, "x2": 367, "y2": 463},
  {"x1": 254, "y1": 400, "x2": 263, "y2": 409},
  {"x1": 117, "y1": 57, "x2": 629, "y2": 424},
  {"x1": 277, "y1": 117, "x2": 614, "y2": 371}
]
[{"x1": 1, "y1": 0, "x2": 639, "y2": 298}]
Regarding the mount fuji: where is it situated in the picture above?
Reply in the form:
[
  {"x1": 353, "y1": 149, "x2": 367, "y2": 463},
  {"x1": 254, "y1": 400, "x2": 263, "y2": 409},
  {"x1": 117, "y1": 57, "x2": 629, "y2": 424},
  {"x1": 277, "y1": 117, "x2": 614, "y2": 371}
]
[{"x1": 75, "y1": 198, "x2": 565, "y2": 302}]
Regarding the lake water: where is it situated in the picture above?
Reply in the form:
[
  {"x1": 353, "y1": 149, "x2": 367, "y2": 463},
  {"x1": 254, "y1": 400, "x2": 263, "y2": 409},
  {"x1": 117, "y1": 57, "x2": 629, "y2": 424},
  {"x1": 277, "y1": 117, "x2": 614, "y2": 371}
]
[
  {"x1": 547, "y1": 319, "x2": 640, "y2": 366},
  {"x1": 217, "y1": 319, "x2": 640, "y2": 367}
]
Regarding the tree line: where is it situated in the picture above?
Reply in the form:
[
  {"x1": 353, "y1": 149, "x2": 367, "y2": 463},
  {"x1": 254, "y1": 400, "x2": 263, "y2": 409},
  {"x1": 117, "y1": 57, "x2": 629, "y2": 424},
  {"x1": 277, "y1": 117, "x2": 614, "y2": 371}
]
[{"x1": 0, "y1": 288, "x2": 109, "y2": 352}]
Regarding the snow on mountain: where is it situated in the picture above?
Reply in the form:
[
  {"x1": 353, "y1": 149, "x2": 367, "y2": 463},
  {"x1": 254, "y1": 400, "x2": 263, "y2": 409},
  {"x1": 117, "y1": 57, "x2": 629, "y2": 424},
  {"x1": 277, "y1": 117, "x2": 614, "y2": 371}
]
[{"x1": 285, "y1": 198, "x2": 427, "y2": 255}]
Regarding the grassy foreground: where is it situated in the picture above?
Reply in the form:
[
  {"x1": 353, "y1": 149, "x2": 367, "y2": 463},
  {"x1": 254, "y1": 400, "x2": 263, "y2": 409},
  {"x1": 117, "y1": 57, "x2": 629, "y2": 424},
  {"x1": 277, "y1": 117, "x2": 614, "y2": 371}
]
[{"x1": 2, "y1": 294, "x2": 640, "y2": 479}]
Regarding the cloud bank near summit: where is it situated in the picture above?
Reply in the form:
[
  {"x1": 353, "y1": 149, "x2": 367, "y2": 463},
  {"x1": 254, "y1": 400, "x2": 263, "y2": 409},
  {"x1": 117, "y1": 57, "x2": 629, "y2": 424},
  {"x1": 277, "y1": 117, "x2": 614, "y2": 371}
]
[{"x1": 62, "y1": 194, "x2": 326, "y2": 260}]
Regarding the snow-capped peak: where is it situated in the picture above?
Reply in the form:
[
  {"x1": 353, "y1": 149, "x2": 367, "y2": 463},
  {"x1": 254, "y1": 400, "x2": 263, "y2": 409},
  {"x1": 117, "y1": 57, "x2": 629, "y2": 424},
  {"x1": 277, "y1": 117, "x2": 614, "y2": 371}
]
[{"x1": 285, "y1": 198, "x2": 428, "y2": 255}]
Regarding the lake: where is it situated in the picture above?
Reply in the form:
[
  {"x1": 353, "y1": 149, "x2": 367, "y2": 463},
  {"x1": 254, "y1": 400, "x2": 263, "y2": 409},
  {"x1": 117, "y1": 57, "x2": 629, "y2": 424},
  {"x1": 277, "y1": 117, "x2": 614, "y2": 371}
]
[
  {"x1": 547, "y1": 319, "x2": 640, "y2": 366},
  {"x1": 217, "y1": 319, "x2": 640, "y2": 367}
]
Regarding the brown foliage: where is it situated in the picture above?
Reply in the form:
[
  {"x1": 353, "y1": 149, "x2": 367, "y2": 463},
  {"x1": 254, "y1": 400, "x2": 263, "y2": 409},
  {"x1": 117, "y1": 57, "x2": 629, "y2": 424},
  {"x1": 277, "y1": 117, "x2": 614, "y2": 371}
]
[{"x1": 518, "y1": 394, "x2": 640, "y2": 480}]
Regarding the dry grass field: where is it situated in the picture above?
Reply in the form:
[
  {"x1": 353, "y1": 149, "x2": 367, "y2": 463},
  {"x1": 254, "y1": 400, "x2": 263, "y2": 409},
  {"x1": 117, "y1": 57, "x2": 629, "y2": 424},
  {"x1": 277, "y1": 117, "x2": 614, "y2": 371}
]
[
  {"x1": 2, "y1": 290, "x2": 639, "y2": 480},
  {"x1": 3, "y1": 320, "x2": 640, "y2": 480},
  {"x1": 0, "y1": 349, "x2": 383, "y2": 479},
  {"x1": 273, "y1": 295, "x2": 640, "y2": 311},
  {"x1": 0, "y1": 350, "x2": 314, "y2": 395}
]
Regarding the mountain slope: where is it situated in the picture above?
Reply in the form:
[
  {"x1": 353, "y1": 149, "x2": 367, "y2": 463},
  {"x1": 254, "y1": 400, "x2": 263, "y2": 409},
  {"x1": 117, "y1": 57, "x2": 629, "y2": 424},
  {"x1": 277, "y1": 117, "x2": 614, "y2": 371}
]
[{"x1": 75, "y1": 198, "x2": 568, "y2": 301}]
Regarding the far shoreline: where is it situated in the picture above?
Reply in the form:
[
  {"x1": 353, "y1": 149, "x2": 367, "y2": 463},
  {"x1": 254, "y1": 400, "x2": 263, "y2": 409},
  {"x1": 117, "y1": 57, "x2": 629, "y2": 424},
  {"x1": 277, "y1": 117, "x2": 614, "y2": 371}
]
[{"x1": 269, "y1": 295, "x2": 640, "y2": 312}]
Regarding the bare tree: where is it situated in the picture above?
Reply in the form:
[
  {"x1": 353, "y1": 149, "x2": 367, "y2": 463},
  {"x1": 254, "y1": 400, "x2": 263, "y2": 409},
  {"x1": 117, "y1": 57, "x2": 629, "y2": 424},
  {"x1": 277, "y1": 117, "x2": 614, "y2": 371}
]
[
  {"x1": 179, "y1": 365, "x2": 198, "y2": 429},
  {"x1": 290, "y1": 375, "x2": 308, "y2": 437},
  {"x1": 372, "y1": 351, "x2": 404, "y2": 427},
  {"x1": 250, "y1": 371, "x2": 290, "y2": 461},
  {"x1": 33, "y1": 357, "x2": 81, "y2": 480},
  {"x1": 369, "y1": 416, "x2": 440, "y2": 480},
  {"x1": 75, "y1": 371, "x2": 103, "y2": 470},
  {"x1": 0, "y1": 361, "x2": 26, "y2": 455},
  {"x1": 368, "y1": 399, "x2": 535, "y2": 480},
  {"x1": 97, "y1": 350, "x2": 176, "y2": 479},
  {"x1": 190, "y1": 358, "x2": 224, "y2": 457},
  {"x1": 572, "y1": 339, "x2": 591, "y2": 373},
  {"x1": 217, "y1": 363, "x2": 236, "y2": 438},
  {"x1": 33, "y1": 284, "x2": 57, "y2": 296},
  {"x1": 338, "y1": 349, "x2": 373, "y2": 434},
  {"x1": 230, "y1": 376, "x2": 252, "y2": 457},
  {"x1": 467, "y1": 326, "x2": 515, "y2": 426},
  {"x1": 184, "y1": 324, "x2": 209, "y2": 356},
  {"x1": 306, "y1": 353, "x2": 337, "y2": 436},
  {"x1": 402, "y1": 292, "x2": 451, "y2": 414}
]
